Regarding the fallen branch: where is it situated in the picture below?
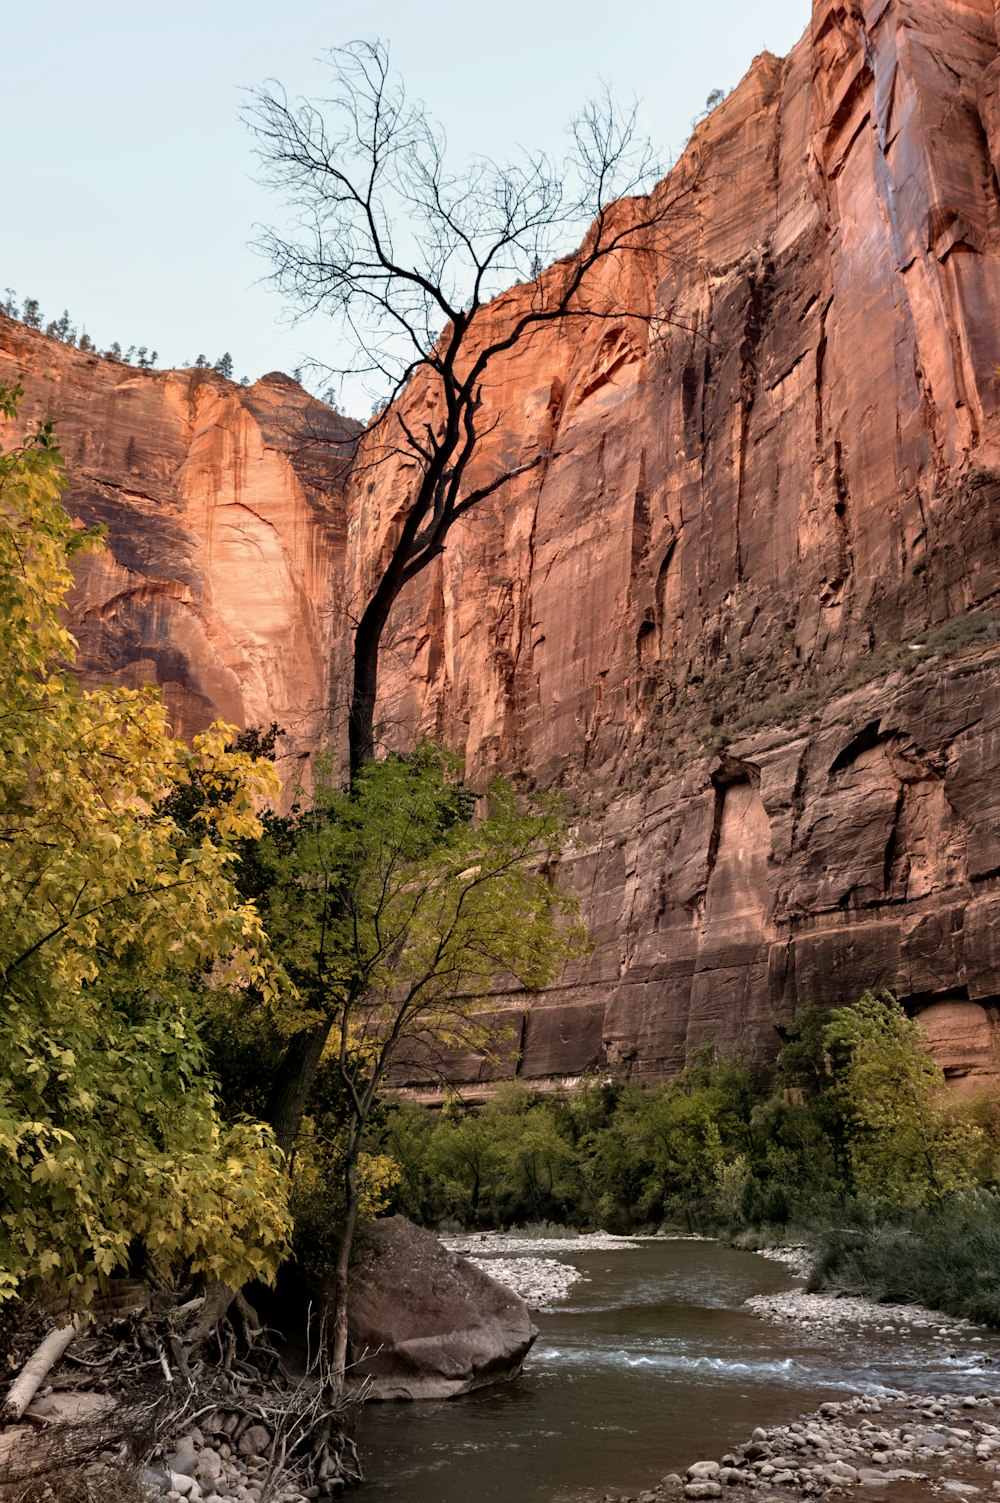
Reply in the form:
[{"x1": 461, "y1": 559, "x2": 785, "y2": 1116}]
[
  {"x1": 156, "y1": 1342, "x2": 173, "y2": 1386},
  {"x1": 2, "y1": 1315, "x2": 82, "y2": 1423}
]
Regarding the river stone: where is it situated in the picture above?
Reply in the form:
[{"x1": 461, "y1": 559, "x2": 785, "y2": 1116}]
[
  {"x1": 237, "y1": 1425, "x2": 272, "y2": 1457},
  {"x1": 347, "y1": 1215, "x2": 537, "y2": 1401},
  {"x1": 684, "y1": 1484, "x2": 722, "y2": 1499},
  {"x1": 196, "y1": 1450, "x2": 224, "y2": 1481},
  {"x1": 168, "y1": 1448, "x2": 200, "y2": 1477},
  {"x1": 828, "y1": 1462, "x2": 860, "y2": 1481},
  {"x1": 687, "y1": 1462, "x2": 721, "y2": 1479}
]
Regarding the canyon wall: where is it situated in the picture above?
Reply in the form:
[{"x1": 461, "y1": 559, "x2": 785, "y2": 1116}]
[
  {"x1": 0, "y1": 319, "x2": 357, "y2": 779},
  {"x1": 5, "y1": 0, "x2": 1000, "y2": 1088},
  {"x1": 355, "y1": 0, "x2": 1000, "y2": 1093}
]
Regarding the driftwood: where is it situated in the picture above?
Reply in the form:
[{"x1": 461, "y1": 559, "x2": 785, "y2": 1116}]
[{"x1": 1, "y1": 1315, "x2": 81, "y2": 1423}]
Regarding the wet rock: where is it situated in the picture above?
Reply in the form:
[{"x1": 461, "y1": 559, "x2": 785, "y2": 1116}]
[{"x1": 684, "y1": 1484, "x2": 723, "y2": 1500}]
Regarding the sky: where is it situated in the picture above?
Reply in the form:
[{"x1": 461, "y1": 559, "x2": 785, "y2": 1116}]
[{"x1": 6, "y1": 2, "x2": 809, "y2": 419}]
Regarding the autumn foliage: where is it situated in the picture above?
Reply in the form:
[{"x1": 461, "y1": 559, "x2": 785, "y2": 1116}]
[{"x1": 0, "y1": 387, "x2": 291, "y2": 1305}]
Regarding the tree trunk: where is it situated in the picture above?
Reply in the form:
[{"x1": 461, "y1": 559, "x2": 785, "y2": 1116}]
[
  {"x1": 267, "y1": 1020, "x2": 334, "y2": 1156},
  {"x1": 185, "y1": 1278, "x2": 238, "y2": 1348},
  {"x1": 348, "y1": 631, "x2": 378, "y2": 783},
  {"x1": 349, "y1": 601, "x2": 392, "y2": 782},
  {"x1": 330, "y1": 1150, "x2": 360, "y2": 1395}
]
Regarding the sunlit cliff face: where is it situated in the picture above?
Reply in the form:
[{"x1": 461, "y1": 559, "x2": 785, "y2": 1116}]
[
  {"x1": 6, "y1": 0, "x2": 1000, "y2": 1088},
  {"x1": 0, "y1": 330, "x2": 358, "y2": 785}
]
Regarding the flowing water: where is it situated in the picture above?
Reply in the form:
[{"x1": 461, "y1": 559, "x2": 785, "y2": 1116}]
[{"x1": 359, "y1": 1238, "x2": 999, "y2": 1503}]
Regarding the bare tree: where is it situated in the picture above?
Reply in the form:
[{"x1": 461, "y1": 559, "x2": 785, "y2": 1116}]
[{"x1": 246, "y1": 41, "x2": 685, "y2": 778}]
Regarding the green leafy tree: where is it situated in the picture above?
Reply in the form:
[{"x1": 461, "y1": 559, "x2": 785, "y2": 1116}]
[
  {"x1": 0, "y1": 387, "x2": 291, "y2": 1307},
  {"x1": 824, "y1": 992, "x2": 981, "y2": 1209},
  {"x1": 252, "y1": 746, "x2": 587, "y2": 1384}
]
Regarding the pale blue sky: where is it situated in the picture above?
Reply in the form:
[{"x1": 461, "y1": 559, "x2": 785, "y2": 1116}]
[{"x1": 7, "y1": 2, "x2": 808, "y2": 417}]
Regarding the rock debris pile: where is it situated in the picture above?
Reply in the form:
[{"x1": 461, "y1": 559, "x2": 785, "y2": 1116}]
[
  {"x1": 748, "y1": 1247, "x2": 815, "y2": 1278},
  {"x1": 141, "y1": 1410, "x2": 358, "y2": 1503}
]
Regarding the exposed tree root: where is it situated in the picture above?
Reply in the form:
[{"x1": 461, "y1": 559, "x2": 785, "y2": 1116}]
[{"x1": 0, "y1": 1295, "x2": 364, "y2": 1503}]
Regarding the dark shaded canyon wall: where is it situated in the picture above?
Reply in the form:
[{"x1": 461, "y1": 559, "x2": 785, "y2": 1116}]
[
  {"x1": 0, "y1": 317, "x2": 357, "y2": 777},
  {"x1": 5, "y1": 0, "x2": 1000, "y2": 1089}
]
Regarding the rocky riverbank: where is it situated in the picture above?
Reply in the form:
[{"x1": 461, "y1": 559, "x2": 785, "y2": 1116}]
[
  {"x1": 1, "y1": 1383, "x2": 358, "y2": 1503},
  {"x1": 604, "y1": 1389, "x2": 1000, "y2": 1503},
  {"x1": 441, "y1": 1232, "x2": 1000, "y2": 1503},
  {"x1": 746, "y1": 1290, "x2": 976, "y2": 1341},
  {"x1": 439, "y1": 1230, "x2": 641, "y2": 1307}
]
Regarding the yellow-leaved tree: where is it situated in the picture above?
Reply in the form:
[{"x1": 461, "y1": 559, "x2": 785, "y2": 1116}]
[{"x1": 0, "y1": 386, "x2": 292, "y2": 1306}]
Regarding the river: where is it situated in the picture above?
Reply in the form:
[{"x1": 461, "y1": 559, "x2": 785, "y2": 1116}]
[{"x1": 359, "y1": 1237, "x2": 998, "y2": 1503}]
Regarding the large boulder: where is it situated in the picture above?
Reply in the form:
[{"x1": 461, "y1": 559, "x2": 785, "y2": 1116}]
[{"x1": 347, "y1": 1216, "x2": 536, "y2": 1400}]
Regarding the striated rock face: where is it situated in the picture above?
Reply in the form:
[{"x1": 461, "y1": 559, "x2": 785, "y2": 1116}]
[
  {"x1": 6, "y1": 0, "x2": 1000, "y2": 1085},
  {"x1": 0, "y1": 316, "x2": 358, "y2": 778},
  {"x1": 352, "y1": 0, "x2": 1000, "y2": 1089}
]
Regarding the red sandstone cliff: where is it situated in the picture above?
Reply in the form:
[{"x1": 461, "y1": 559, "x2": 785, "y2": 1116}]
[
  {"x1": 0, "y1": 318, "x2": 358, "y2": 780},
  {"x1": 350, "y1": 0, "x2": 1000, "y2": 1092},
  {"x1": 5, "y1": 0, "x2": 1000, "y2": 1089}
]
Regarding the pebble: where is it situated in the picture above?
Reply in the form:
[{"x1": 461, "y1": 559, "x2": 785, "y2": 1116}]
[{"x1": 168, "y1": 1449, "x2": 200, "y2": 1477}]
